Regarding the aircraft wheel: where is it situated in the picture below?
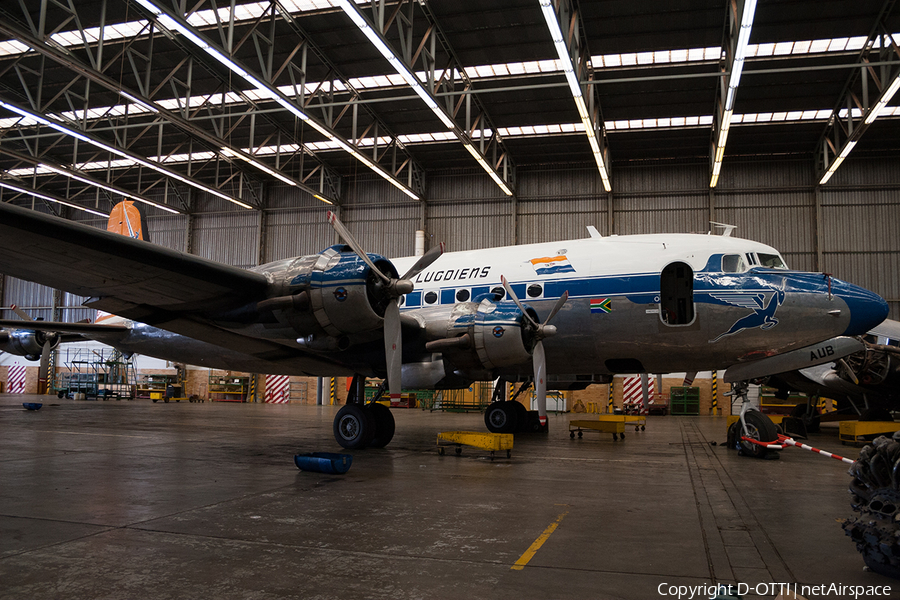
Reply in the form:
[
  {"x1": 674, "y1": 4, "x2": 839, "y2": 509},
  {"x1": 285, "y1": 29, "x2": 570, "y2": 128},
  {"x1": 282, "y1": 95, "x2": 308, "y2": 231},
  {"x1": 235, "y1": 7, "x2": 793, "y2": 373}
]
[
  {"x1": 843, "y1": 433, "x2": 900, "y2": 579},
  {"x1": 733, "y1": 411, "x2": 778, "y2": 458},
  {"x1": 334, "y1": 404, "x2": 376, "y2": 449},
  {"x1": 484, "y1": 401, "x2": 518, "y2": 433},
  {"x1": 510, "y1": 401, "x2": 527, "y2": 432},
  {"x1": 366, "y1": 403, "x2": 395, "y2": 448}
]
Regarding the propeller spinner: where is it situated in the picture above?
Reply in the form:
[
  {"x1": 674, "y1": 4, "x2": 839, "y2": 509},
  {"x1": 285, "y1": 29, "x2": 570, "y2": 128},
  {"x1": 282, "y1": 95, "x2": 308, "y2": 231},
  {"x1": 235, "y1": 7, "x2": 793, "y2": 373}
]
[{"x1": 326, "y1": 211, "x2": 443, "y2": 400}]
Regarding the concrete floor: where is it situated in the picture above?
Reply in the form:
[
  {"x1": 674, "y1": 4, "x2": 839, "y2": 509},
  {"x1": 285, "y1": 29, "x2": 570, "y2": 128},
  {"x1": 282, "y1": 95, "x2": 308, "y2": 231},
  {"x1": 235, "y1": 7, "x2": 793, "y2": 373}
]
[{"x1": 0, "y1": 394, "x2": 897, "y2": 600}]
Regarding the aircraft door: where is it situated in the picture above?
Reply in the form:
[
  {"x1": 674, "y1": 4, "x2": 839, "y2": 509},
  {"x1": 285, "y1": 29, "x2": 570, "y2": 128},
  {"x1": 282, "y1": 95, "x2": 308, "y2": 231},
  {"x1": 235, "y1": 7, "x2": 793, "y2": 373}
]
[{"x1": 660, "y1": 262, "x2": 695, "y2": 326}]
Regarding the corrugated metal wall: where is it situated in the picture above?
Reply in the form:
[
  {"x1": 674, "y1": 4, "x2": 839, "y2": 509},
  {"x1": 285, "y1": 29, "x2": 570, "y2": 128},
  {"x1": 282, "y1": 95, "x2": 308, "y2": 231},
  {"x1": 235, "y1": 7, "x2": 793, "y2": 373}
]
[{"x1": 3, "y1": 155, "x2": 898, "y2": 321}]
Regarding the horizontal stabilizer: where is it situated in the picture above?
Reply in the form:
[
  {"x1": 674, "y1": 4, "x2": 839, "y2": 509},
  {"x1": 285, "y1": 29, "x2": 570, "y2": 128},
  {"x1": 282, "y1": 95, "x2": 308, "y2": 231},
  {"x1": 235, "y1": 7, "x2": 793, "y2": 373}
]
[
  {"x1": 723, "y1": 336, "x2": 864, "y2": 383},
  {"x1": 870, "y1": 318, "x2": 900, "y2": 341}
]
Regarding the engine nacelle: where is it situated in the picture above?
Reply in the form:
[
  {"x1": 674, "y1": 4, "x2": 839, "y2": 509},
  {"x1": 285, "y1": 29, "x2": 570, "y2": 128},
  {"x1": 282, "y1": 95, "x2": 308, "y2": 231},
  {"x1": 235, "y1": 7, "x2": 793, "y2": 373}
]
[
  {"x1": 0, "y1": 329, "x2": 58, "y2": 360},
  {"x1": 426, "y1": 302, "x2": 533, "y2": 371},
  {"x1": 251, "y1": 245, "x2": 400, "y2": 342}
]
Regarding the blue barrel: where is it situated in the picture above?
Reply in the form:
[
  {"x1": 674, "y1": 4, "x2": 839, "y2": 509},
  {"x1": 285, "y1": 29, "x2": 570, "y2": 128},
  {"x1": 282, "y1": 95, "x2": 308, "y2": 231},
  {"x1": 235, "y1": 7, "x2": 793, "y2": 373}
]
[{"x1": 293, "y1": 452, "x2": 352, "y2": 474}]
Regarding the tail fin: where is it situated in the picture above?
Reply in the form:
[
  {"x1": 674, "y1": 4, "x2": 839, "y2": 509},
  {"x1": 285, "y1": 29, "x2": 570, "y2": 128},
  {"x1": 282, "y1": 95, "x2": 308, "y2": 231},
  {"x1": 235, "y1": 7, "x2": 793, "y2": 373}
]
[
  {"x1": 96, "y1": 201, "x2": 149, "y2": 325},
  {"x1": 107, "y1": 200, "x2": 150, "y2": 242}
]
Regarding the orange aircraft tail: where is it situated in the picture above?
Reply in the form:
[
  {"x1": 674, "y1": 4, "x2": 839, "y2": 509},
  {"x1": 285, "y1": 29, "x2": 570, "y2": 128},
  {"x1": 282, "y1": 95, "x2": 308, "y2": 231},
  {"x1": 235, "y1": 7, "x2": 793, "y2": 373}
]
[{"x1": 107, "y1": 200, "x2": 150, "y2": 241}]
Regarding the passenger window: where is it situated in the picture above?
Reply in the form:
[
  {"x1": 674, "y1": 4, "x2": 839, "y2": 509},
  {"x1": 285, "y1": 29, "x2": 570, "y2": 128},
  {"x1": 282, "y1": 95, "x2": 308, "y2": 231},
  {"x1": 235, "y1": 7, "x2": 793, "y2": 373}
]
[
  {"x1": 722, "y1": 254, "x2": 746, "y2": 273},
  {"x1": 660, "y1": 262, "x2": 694, "y2": 326},
  {"x1": 424, "y1": 291, "x2": 438, "y2": 305}
]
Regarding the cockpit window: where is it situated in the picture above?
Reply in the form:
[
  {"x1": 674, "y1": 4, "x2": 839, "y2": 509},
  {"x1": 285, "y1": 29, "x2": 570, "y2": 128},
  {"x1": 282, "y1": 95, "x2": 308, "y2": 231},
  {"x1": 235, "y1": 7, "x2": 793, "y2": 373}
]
[
  {"x1": 722, "y1": 254, "x2": 747, "y2": 273},
  {"x1": 746, "y1": 253, "x2": 758, "y2": 266},
  {"x1": 757, "y1": 253, "x2": 787, "y2": 269}
]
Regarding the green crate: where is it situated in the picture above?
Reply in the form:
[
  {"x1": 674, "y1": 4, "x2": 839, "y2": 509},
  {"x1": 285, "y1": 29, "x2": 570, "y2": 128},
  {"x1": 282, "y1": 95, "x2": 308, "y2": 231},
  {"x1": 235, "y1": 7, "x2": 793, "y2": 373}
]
[{"x1": 670, "y1": 386, "x2": 700, "y2": 415}]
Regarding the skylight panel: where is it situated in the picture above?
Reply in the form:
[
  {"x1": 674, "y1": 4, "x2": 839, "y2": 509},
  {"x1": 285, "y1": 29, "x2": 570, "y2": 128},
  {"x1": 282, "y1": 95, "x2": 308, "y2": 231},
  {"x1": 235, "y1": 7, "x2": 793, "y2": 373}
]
[
  {"x1": 809, "y1": 39, "x2": 832, "y2": 53},
  {"x1": 773, "y1": 41, "x2": 794, "y2": 55}
]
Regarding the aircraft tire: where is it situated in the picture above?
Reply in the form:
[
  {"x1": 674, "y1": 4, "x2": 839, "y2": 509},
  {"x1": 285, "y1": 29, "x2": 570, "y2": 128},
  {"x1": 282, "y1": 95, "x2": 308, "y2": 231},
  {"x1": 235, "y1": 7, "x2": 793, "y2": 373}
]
[
  {"x1": 843, "y1": 433, "x2": 900, "y2": 579},
  {"x1": 510, "y1": 401, "x2": 528, "y2": 432},
  {"x1": 367, "y1": 403, "x2": 395, "y2": 448},
  {"x1": 334, "y1": 404, "x2": 376, "y2": 449},
  {"x1": 731, "y1": 410, "x2": 778, "y2": 459},
  {"x1": 484, "y1": 401, "x2": 518, "y2": 434}
]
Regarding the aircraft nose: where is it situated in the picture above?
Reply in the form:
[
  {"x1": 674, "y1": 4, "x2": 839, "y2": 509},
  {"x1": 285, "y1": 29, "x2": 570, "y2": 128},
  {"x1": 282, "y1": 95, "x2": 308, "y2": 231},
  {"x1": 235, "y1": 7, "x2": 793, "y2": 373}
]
[{"x1": 834, "y1": 279, "x2": 889, "y2": 335}]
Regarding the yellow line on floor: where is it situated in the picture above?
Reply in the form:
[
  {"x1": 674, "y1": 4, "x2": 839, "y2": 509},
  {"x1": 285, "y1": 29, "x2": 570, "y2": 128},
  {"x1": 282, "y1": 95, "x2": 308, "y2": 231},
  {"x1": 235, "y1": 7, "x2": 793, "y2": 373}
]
[{"x1": 510, "y1": 510, "x2": 568, "y2": 570}]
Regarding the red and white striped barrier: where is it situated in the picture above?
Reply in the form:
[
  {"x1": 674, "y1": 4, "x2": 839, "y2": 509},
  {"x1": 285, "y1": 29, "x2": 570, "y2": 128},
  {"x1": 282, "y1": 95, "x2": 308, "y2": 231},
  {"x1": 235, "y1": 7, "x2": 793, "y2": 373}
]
[
  {"x1": 264, "y1": 375, "x2": 290, "y2": 404},
  {"x1": 623, "y1": 376, "x2": 653, "y2": 414},
  {"x1": 7, "y1": 365, "x2": 26, "y2": 393},
  {"x1": 740, "y1": 432, "x2": 854, "y2": 464}
]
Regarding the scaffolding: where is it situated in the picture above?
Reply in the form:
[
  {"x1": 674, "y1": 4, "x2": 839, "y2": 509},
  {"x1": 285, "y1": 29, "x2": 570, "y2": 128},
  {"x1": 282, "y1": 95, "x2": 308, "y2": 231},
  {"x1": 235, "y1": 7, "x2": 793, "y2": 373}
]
[{"x1": 55, "y1": 347, "x2": 137, "y2": 400}]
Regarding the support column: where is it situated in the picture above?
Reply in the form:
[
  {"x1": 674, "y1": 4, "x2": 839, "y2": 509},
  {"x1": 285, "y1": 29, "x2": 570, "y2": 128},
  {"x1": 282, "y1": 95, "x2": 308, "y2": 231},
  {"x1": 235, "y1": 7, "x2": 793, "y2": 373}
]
[
  {"x1": 316, "y1": 377, "x2": 324, "y2": 406},
  {"x1": 606, "y1": 190, "x2": 614, "y2": 236},
  {"x1": 711, "y1": 370, "x2": 719, "y2": 415},
  {"x1": 814, "y1": 185, "x2": 825, "y2": 272}
]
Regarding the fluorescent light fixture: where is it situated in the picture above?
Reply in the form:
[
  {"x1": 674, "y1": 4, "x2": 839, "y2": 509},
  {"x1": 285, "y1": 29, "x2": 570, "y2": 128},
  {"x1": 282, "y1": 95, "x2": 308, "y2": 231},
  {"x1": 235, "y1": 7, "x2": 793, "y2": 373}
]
[
  {"x1": 0, "y1": 179, "x2": 110, "y2": 217},
  {"x1": 0, "y1": 98, "x2": 251, "y2": 209},
  {"x1": 463, "y1": 143, "x2": 513, "y2": 196},
  {"x1": 539, "y1": 0, "x2": 611, "y2": 192},
  {"x1": 220, "y1": 147, "x2": 298, "y2": 187},
  {"x1": 337, "y1": 0, "x2": 456, "y2": 130},
  {"x1": 313, "y1": 193, "x2": 334, "y2": 205},
  {"x1": 40, "y1": 162, "x2": 180, "y2": 214},
  {"x1": 135, "y1": 0, "x2": 419, "y2": 200},
  {"x1": 710, "y1": 0, "x2": 758, "y2": 188},
  {"x1": 119, "y1": 90, "x2": 159, "y2": 114},
  {"x1": 865, "y1": 74, "x2": 900, "y2": 124}
]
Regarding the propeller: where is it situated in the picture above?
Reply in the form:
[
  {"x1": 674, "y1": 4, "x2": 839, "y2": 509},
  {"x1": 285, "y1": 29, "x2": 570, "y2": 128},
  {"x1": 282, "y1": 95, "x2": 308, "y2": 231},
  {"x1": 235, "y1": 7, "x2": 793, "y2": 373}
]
[
  {"x1": 10, "y1": 304, "x2": 55, "y2": 394},
  {"x1": 499, "y1": 275, "x2": 568, "y2": 427},
  {"x1": 326, "y1": 211, "x2": 443, "y2": 400}
]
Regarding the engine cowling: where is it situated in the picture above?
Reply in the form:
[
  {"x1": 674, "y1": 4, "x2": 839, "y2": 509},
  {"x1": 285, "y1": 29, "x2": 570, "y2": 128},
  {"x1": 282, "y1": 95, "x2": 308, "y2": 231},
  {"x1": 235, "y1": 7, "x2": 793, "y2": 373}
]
[
  {"x1": 0, "y1": 329, "x2": 59, "y2": 360},
  {"x1": 249, "y1": 245, "x2": 401, "y2": 345},
  {"x1": 425, "y1": 302, "x2": 534, "y2": 371}
]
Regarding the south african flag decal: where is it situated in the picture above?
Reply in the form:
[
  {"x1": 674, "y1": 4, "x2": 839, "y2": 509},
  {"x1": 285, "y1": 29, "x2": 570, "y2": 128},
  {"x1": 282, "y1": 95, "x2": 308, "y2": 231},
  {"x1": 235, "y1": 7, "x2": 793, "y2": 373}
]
[{"x1": 590, "y1": 298, "x2": 612, "y2": 314}]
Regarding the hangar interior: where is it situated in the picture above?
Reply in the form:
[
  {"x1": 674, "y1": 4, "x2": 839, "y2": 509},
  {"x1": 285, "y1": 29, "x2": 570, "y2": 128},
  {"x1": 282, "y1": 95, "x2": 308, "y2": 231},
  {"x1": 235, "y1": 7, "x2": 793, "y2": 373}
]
[{"x1": 1, "y1": 0, "x2": 900, "y2": 598}]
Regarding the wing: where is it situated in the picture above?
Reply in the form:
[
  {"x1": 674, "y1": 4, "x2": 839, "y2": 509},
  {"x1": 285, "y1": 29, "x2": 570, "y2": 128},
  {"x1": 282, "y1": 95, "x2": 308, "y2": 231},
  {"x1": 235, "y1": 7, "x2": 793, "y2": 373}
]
[
  {"x1": 707, "y1": 292, "x2": 765, "y2": 310},
  {"x1": 0, "y1": 319, "x2": 130, "y2": 333},
  {"x1": 0, "y1": 202, "x2": 268, "y2": 314}
]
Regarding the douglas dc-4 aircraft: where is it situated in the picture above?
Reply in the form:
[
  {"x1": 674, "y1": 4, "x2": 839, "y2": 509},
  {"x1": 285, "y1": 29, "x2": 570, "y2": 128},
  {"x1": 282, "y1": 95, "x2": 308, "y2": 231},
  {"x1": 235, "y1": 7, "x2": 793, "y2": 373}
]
[{"x1": 0, "y1": 200, "x2": 890, "y2": 453}]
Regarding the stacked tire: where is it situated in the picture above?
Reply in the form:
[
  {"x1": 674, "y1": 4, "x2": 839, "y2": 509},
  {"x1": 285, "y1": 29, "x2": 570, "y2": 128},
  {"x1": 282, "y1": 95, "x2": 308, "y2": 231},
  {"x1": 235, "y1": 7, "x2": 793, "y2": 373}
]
[{"x1": 843, "y1": 431, "x2": 900, "y2": 579}]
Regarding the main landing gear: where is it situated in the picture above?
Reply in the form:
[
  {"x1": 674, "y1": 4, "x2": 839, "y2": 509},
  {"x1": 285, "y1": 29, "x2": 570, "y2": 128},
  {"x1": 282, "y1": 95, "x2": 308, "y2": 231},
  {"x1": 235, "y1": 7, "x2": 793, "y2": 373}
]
[
  {"x1": 332, "y1": 376, "x2": 396, "y2": 450},
  {"x1": 484, "y1": 380, "x2": 547, "y2": 434},
  {"x1": 725, "y1": 380, "x2": 779, "y2": 459}
]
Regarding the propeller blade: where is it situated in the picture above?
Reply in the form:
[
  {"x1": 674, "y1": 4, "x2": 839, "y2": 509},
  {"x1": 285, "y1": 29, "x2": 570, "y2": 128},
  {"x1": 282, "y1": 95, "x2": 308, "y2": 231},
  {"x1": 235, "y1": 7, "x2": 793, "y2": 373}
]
[
  {"x1": 401, "y1": 242, "x2": 445, "y2": 281},
  {"x1": 533, "y1": 340, "x2": 547, "y2": 427},
  {"x1": 10, "y1": 304, "x2": 33, "y2": 321},
  {"x1": 38, "y1": 339, "x2": 52, "y2": 395},
  {"x1": 326, "y1": 211, "x2": 391, "y2": 284},
  {"x1": 541, "y1": 290, "x2": 569, "y2": 327},
  {"x1": 384, "y1": 299, "x2": 403, "y2": 400},
  {"x1": 500, "y1": 275, "x2": 539, "y2": 328}
]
